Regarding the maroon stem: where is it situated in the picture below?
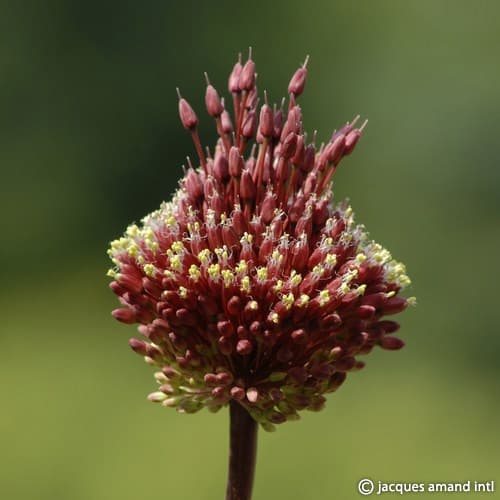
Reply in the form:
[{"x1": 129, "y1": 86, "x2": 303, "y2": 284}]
[{"x1": 225, "y1": 401, "x2": 258, "y2": 500}]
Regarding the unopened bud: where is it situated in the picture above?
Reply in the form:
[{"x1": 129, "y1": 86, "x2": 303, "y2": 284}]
[
  {"x1": 148, "y1": 392, "x2": 167, "y2": 402},
  {"x1": 273, "y1": 108, "x2": 283, "y2": 138},
  {"x1": 246, "y1": 387, "x2": 259, "y2": 403},
  {"x1": 301, "y1": 144, "x2": 316, "y2": 172},
  {"x1": 258, "y1": 103, "x2": 274, "y2": 138},
  {"x1": 260, "y1": 191, "x2": 277, "y2": 223},
  {"x1": 325, "y1": 134, "x2": 346, "y2": 164},
  {"x1": 217, "y1": 320, "x2": 235, "y2": 337},
  {"x1": 228, "y1": 147, "x2": 243, "y2": 177},
  {"x1": 288, "y1": 66, "x2": 308, "y2": 96},
  {"x1": 236, "y1": 339, "x2": 253, "y2": 355},
  {"x1": 112, "y1": 308, "x2": 136, "y2": 324},
  {"x1": 379, "y1": 336, "x2": 405, "y2": 350},
  {"x1": 344, "y1": 129, "x2": 361, "y2": 155},
  {"x1": 377, "y1": 320, "x2": 401, "y2": 334},
  {"x1": 242, "y1": 110, "x2": 257, "y2": 139},
  {"x1": 205, "y1": 83, "x2": 224, "y2": 117},
  {"x1": 221, "y1": 109, "x2": 233, "y2": 133},
  {"x1": 292, "y1": 135, "x2": 305, "y2": 164},
  {"x1": 227, "y1": 295, "x2": 242, "y2": 315},
  {"x1": 230, "y1": 386, "x2": 246, "y2": 400},
  {"x1": 178, "y1": 95, "x2": 198, "y2": 130},
  {"x1": 228, "y1": 58, "x2": 242, "y2": 93},
  {"x1": 128, "y1": 337, "x2": 148, "y2": 355},
  {"x1": 357, "y1": 304, "x2": 376, "y2": 319},
  {"x1": 213, "y1": 150, "x2": 229, "y2": 181},
  {"x1": 281, "y1": 132, "x2": 297, "y2": 159},
  {"x1": 383, "y1": 296, "x2": 408, "y2": 315},
  {"x1": 239, "y1": 58, "x2": 256, "y2": 91},
  {"x1": 291, "y1": 328, "x2": 308, "y2": 344},
  {"x1": 117, "y1": 274, "x2": 143, "y2": 294},
  {"x1": 240, "y1": 169, "x2": 256, "y2": 200},
  {"x1": 185, "y1": 168, "x2": 203, "y2": 199},
  {"x1": 344, "y1": 120, "x2": 367, "y2": 155}
]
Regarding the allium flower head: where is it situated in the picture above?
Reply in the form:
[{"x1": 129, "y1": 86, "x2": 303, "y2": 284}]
[{"x1": 107, "y1": 52, "x2": 413, "y2": 431}]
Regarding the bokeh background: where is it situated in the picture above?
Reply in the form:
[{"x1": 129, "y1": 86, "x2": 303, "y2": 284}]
[{"x1": 1, "y1": 1, "x2": 499, "y2": 499}]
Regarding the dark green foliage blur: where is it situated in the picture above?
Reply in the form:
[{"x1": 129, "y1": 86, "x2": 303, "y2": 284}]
[{"x1": 1, "y1": 1, "x2": 499, "y2": 499}]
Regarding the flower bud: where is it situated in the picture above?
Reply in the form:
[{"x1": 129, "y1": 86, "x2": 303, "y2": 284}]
[
  {"x1": 242, "y1": 110, "x2": 257, "y2": 139},
  {"x1": 239, "y1": 58, "x2": 256, "y2": 91},
  {"x1": 185, "y1": 168, "x2": 203, "y2": 199},
  {"x1": 301, "y1": 144, "x2": 316, "y2": 173},
  {"x1": 129, "y1": 337, "x2": 148, "y2": 355},
  {"x1": 237, "y1": 339, "x2": 253, "y2": 355},
  {"x1": 246, "y1": 387, "x2": 259, "y2": 403},
  {"x1": 379, "y1": 336, "x2": 405, "y2": 350},
  {"x1": 213, "y1": 150, "x2": 229, "y2": 181},
  {"x1": 205, "y1": 84, "x2": 224, "y2": 117},
  {"x1": 112, "y1": 308, "x2": 136, "y2": 324},
  {"x1": 281, "y1": 132, "x2": 297, "y2": 160},
  {"x1": 324, "y1": 134, "x2": 346, "y2": 164},
  {"x1": 228, "y1": 58, "x2": 242, "y2": 93},
  {"x1": 344, "y1": 128, "x2": 363, "y2": 155},
  {"x1": 228, "y1": 147, "x2": 244, "y2": 177},
  {"x1": 178, "y1": 96, "x2": 198, "y2": 130},
  {"x1": 258, "y1": 104, "x2": 274, "y2": 138},
  {"x1": 240, "y1": 169, "x2": 256, "y2": 200},
  {"x1": 288, "y1": 66, "x2": 307, "y2": 96},
  {"x1": 273, "y1": 107, "x2": 283, "y2": 138},
  {"x1": 221, "y1": 109, "x2": 233, "y2": 133}
]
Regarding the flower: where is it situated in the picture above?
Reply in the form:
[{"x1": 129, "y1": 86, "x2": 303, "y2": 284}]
[{"x1": 107, "y1": 51, "x2": 414, "y2": 431}]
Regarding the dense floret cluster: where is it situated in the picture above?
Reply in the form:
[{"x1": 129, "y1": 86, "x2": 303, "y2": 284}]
[{"x1": 108, "y1": 53, "x2": 413, "y2": 430}]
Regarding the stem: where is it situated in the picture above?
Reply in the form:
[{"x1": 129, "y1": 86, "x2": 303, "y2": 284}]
[{"x1": 225, "y1": 401, "x2": 258, "y2": 500}]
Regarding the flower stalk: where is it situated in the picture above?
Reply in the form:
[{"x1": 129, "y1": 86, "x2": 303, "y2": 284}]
[{"x1": 226, "y1": 401, "x2": 258, "y2": 500}]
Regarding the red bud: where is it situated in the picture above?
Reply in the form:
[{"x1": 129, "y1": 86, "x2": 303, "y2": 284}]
[
  {"x1": 380, "y1": 336, "x2": 405, "y2": 350},
  {"x1": 288, "y1": 66, "x2": 308, "y2": 96},
  {"x1": 239, "y1": 59, "x2": 256, "y2": 91},
  {"x1": 185, "y1": 168, "x2": 203, "y2": 199},
  {"x1": 280, "y1": 132, "x2": 297, "y2": 160},
  {"x1": 258, "y1": 104, "x2": 274, "y2": 138},
  {"x1": 213, "y1": 150, "x2": 229, "y2": 181},
  {"x1": 240, "y1": 169, "x2": 256, "y2": 200},
  {"x1": 178, "y1": 97, "x2": 198, "y2": 130},
  {"x1": 228, "y1": 59, "x2": 242, "y2": 93},
  {"x1": 291, "y1": 329, "x2": 308, "y2": 344},
  {"x1": 128, "y1": 337, "x2": 148, "y2": 355},
  {"x1": 229, "y1": 147, "x2": 244, "y2": 177},
  {"x1": 236, "y1": 339, "x2": 253, "y2": 355},
  {"x1": 325, "y1": 134, "x2": 346, "y2": 164},
  {"x1": 221, "y1": 109, "x2": 233, "y2": 133},
  {"x1": 205, "y1": 84, "x2": 224, "y2": 117},
  {"x1": 230, "y1": 386, "x2": 246, "y2": 400},
  {"x1": 301, "y1": 144, "x2": 316, "y2": 172},
  {"x1": 217, "y1": 320, "x2": 234, "y2": 337},
  {"x1": 241, "y1": 110, "x2": 257, "y2": 139},
  {"x1": 226, "y1": 296, "x2": 242, "y2": 316},
  {"x1": 344, "y1": 130, "x2": 361, "y2": 155},
  {"x1": 112, "y1": 308, "x2": 137, "y2": 324}
]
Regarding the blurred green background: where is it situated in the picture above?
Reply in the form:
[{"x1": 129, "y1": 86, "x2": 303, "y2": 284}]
[{"x1": 1, "y1": 1, "x2": 499, "y2": 499}]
